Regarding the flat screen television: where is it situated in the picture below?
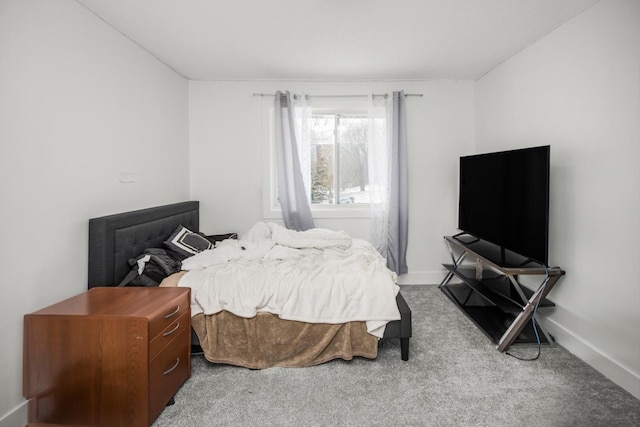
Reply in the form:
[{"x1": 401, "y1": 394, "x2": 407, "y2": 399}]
[{"x1": 457, "y1": 145, "x2": 550, "y2": 266}]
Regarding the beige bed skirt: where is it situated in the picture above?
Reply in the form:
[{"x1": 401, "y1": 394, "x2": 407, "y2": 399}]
[{"x1": 191, "y1": 311, "x2": 378, "y2": 369}]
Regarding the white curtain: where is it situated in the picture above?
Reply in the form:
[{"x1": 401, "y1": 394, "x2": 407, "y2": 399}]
[
  {"x1": 368, "y1": 91, "x2": 409, "y2": 274},
  {"x1": 368, "y1": 94, "x2": 391, "y2": 258},
  {"x1": 273, "y1": 91, "x2": 315, "y2": 231}
]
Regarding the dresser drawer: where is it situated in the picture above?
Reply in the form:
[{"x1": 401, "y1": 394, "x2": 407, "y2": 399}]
[
  {"x1": 148, "y1": 327, "x2": 190, "y2": 419},
  {"x1": 149, "y1": 311, "x2": 190, "y2": 358},
  {"x1": 148, "y1": 293, "x2": 189, "y2": 338}
]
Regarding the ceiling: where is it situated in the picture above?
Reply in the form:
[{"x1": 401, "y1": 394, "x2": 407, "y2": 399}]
[{"x1": 76, "y1": 0, "x2": 599, "y2": 81}]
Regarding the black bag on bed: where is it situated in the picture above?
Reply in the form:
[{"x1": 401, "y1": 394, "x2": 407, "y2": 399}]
[{"x1": 119, "y1": 248, "x2": 182, "y2": 287}]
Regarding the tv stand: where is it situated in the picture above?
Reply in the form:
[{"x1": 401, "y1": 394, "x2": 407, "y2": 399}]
[{"x1": 439, "y1": 235, "x2": 565, "y2": 352}]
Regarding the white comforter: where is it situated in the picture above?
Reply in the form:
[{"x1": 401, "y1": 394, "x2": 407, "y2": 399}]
[{"x1": 179, "y1": 222, "x2": 401, "y2": 337}]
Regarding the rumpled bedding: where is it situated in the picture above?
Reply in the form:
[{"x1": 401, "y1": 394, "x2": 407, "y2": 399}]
[{"x1": 179, "y1": 222, "x2": 401, "y2": 338}]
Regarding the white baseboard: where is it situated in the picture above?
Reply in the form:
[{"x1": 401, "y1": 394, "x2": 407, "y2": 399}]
[
  {"x1": 541, "y1": 315, "x2": 640, "y2": 400},
  {"x1": 0, "y1": 401, "x2": 28, "y2": 427}
]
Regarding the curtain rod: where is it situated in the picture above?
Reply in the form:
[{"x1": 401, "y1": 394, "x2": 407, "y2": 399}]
[{"x1": 252, "y1": 92, "x2": 422, "y2": 99}]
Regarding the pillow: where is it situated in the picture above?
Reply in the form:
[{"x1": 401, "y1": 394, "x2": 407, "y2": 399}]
[{"x1": 164, "y1": 225, "x2": 213, "y2": 257}]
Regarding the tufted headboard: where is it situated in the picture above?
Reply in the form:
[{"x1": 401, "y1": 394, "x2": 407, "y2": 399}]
[{"x1": 88, "y1": 201, "x2": 199, "y2": 288}]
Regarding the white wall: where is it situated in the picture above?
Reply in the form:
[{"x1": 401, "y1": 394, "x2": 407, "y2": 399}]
[
  {"x1": 188, "y1": 80, "x2": 475, "y2": 284},
  {"x1": 0, "y1": 0, "x2": 189, "y2": 423},
  {"x1": 475, "y1": 0, "x2": 640, "y2": 399}
]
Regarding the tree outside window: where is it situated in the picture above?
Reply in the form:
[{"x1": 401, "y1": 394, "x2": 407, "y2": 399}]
[{"x1": 310, "y1": 114, "x2": 369, "y2": 205}]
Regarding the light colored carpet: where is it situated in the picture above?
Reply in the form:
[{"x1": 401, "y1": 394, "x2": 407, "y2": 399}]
[{"x1": 153, "y1": 286, "x2": 640, "y2": 426}]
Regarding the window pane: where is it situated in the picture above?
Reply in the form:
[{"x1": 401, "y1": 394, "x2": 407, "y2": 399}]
[
  {"x1": 310, "y1": 115, "x2": 335, "y2": 204},
  {"x1": 276, "y1": 112, "x2": 370, "y2": 208},
  {"x1": 338, "y1": 117, "x2": 369, "y2": 204}
]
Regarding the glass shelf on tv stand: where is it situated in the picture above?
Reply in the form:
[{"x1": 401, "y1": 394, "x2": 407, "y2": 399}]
[{"x1": 439, "y1": 234, "x2": 565, "y2": 352}]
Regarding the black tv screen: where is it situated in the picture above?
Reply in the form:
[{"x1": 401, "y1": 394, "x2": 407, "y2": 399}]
[{"x1": 458, "y1": 145, "x2": 550, "y2": 266}]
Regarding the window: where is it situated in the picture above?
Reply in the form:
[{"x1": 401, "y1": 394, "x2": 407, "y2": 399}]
[
  {"x1": 310, "y1": 114, "x2": 369, "y2": 205},
  {"x1": 263, "y1": 98, "x2": 372, "y2": 219}
]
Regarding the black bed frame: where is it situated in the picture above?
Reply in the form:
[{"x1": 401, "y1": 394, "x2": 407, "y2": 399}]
[{"x1": 87, "y1": 201, "x2": 411, "y2": 360}]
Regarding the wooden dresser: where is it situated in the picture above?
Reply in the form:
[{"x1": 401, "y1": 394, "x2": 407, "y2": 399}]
[{"x1": 23, "y1": 287, "x2": 191, "y2": 427}]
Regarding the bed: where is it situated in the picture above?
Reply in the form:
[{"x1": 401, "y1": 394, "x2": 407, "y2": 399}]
[{"x1": 88, "y1": 201, "x2": 411, "y2": 368}]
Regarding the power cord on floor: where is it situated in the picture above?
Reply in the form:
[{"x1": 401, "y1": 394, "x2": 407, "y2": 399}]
[{"x1": 506, "y1": 265, "x2": 550, "y2": 361}]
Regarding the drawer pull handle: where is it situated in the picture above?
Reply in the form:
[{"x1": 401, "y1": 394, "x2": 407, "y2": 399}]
[
  {"x1": 163, "y1": 322, "x2": 180, "y2": 337},
  {"x1": 164, "y1": 305, "x2": 180, "y2": 319},
  {"x1": 163, "y1": 358, "x2": 180, "y2": 376}
]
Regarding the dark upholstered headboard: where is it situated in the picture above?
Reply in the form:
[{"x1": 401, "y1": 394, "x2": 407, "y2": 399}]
[{"x1": 88, "y1": 201, "x2": 199, "y2": 288}]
